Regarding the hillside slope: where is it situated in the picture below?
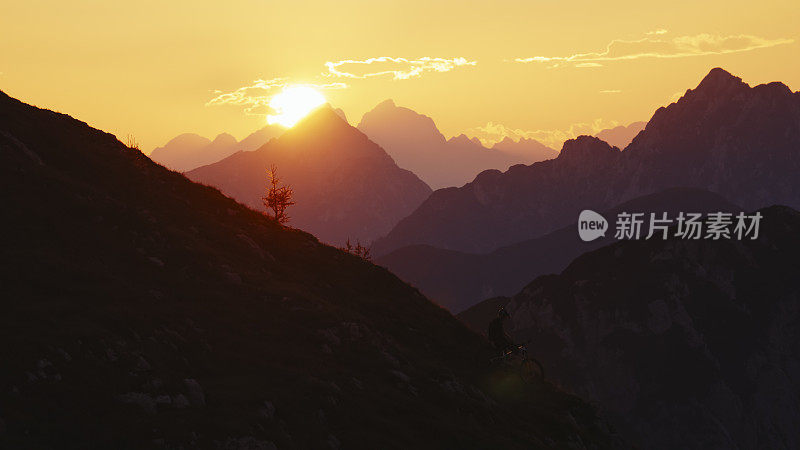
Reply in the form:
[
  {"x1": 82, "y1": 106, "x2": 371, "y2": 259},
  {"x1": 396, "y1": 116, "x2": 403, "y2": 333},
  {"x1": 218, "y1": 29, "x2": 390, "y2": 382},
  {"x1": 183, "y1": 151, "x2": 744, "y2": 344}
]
[
  {"x1": 0, "y1": 91, "x2": 620, "y2": 449},
  {"x1": 502, "y1": 205, "x2": 800, "y2": 449}
]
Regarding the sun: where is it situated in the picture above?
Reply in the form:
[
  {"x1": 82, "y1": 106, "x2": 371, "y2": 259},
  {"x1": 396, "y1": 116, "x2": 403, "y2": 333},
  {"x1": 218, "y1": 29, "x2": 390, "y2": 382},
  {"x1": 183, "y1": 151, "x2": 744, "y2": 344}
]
[{"x1": 267, "y1": 86, "x2": 327, "y2": 128}]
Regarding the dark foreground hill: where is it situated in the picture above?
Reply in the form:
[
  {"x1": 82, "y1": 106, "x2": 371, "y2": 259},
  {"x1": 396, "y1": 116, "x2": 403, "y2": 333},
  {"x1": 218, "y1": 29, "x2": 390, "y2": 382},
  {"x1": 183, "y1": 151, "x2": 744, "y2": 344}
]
[
  {"x1": 0, "y1": 91, "x2": 621, "y2": 448},
  {"x1": 472, "y1": 205, "x2": 800, "y2": 449},
  {"x1": 377, "y1": 188, "x2": 740, "y2": 312}
]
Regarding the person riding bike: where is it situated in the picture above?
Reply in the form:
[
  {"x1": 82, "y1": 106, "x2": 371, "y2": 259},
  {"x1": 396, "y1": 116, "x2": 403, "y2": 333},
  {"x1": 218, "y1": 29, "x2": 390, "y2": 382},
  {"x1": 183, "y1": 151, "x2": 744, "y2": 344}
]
[{"x1": 487, "y1": 307, "x2": 515, "y2": 354}]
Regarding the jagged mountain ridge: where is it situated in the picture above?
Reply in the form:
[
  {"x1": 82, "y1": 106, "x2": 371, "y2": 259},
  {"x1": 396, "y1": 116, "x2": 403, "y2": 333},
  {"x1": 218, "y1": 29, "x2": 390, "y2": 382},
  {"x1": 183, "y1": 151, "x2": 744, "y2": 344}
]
[
  {"x1": 0, "y1": 90, "x2": 621, "y2": 448},
  {"x1": 377, "y1": 187, "x2": 740, "y2": 312},
  {"x1": 150, "y1": 125, "x2": 284, "y2": 172},
  {"x1": 357, "y1": 99, "x2": 556, "y2": 189},
  {"x1": 186, "y1": 105, "x2": 433, "y2": 245},
  {"x1": 373, "y1": 68, "x2": 800, "y2": 255},
  {"x1": 374, "y1": 135, "x2": 621, "y2": 254},
  {"x1": 594, "y1": 122, "x2": 646, "y2": 149}
]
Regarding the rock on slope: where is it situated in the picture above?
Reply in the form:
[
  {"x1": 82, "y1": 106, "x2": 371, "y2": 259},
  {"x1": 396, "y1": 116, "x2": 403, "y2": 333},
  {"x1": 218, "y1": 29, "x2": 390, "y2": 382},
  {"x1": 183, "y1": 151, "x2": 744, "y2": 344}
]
[
  {"x1": 0, "y1": 90, "x2": 620, "y2": 449},
  {"x1": 187, "y1": 105, "x2": 432, "y2": 246}
]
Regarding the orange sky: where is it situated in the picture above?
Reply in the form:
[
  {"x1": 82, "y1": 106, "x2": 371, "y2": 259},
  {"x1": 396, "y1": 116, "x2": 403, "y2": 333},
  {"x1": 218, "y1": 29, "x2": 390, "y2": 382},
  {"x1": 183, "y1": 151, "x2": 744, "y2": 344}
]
[{"x1": 2, "y1": 0, "x2": 798, "y2": 151}]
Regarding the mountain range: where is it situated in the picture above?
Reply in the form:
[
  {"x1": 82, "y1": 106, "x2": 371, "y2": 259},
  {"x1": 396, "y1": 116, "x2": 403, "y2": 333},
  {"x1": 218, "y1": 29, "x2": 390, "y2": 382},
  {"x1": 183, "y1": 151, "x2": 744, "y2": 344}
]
[
  {"x1": 0, "y1": 89, "x2": 621, "y2": 448},
  {"x1": 149, "y1": 125, "x2": 285, "y2": 172},
  {"x1": 186, "y1": 105, "x2": 433, "y2": 245},
  {"x1": 357, "y1": 99, "x2": 557, "y2": 189},
  {"x1": 461, "y1": 205, "x2": 800, "y2": 449},
  {"x1": 373, "y1": 68, "x2": 800, "y2": 256},
  {"x1": 594, "y1": 121, "x2": 646, "y2": 149},
  {"x1": 377, "y1": 187, "x2": 740, "y2": 312}
]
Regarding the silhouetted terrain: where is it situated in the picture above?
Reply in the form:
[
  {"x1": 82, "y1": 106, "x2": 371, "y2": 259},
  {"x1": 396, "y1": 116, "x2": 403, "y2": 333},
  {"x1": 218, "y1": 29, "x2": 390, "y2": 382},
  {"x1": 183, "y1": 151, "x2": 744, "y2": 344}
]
[
  {"x1": 594, "y1": 122, "x2": 646, "y2": 149},
  {"x1": 0, "y1": 91, "x2": 624, "y2": 449},
  {"x1": 357, "y1": 99, "x2": 554, "y2": 189},
  {"x1": 491, "y1": 137, "x2": 558, "y2": 162},
  {"x1": 477, "y1": 205, "x2": 800, "y2": 449},
  {"x1": 150, "y1": 125, "x2": 284, "y2": 172},
  {"x1": 186, "y1": 106, "x2": 432, "y2": 245},
  {"x1": 374, "y1": 135, "x2": 620, "y2": 254},
  {"x1": 377, "y1": 188, "x2": 740, "y2": 312},
  {"x1": 374, "y1": 68, "x2": 800, "y2": 255}
]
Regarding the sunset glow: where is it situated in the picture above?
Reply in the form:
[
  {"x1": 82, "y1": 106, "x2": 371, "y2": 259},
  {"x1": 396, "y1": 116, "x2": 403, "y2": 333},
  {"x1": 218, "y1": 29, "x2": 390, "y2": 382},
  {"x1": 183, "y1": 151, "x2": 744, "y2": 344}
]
[{"x1": 267, "y1": 86, "x2": 326, "y2": 128}]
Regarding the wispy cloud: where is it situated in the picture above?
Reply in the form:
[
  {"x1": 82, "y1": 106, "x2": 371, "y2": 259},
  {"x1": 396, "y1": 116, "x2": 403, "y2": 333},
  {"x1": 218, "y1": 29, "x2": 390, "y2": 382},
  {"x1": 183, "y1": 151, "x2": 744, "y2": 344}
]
[
  {"x1": 576, "y1": 62, "x2": 603, "y2": 68},
  {"x1": 206, "y1": 78, "x2": 347, "y2": 115},
  {"x1": 466, "y1": 119, "x2": 620, "y2": 149},
  {"x1": 514, "y1": 33, "x2": 794, "y2": 67},
  {"x1": 325, "y1": 57, "x2": 476, "y2": 80},
  {"x1": 646, "y1": 29, "x2": 668, "y2": 36},
  {"x1": 599, "y1": 89, "x2": 621, "y2": 94}
]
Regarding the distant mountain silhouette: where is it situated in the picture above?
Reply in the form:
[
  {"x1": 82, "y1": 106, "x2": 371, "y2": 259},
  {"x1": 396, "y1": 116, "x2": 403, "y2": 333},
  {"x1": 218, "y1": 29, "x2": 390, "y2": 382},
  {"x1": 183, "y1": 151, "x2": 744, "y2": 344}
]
[
  {"x1": 357, "y1": 99, "x2": 555, "y2": 189},
  {"x1": 464, "y1": 205, "x2": 800, "y2": 449},
  {"x1": 150, "y1": 125, "x2": 284, "y2": 172},
  {"x1": 491, "y1": 136, "x2": 559, "y2": 161},
  {"x1": 237, "y1": 125, "x2": 286, "y2": 152},
  {"x1": 373, "y1": 68, "x2": 800, "y2": 255},
  {"x1": 0, "y1": 90, "x2": 621, "y2": 448},
  {"x1": 187, "y1": 105, "x2": 432, "y2": 245},
  {"x1": 377, "y1": 188, "x2": 740, "y2": 312},
  {"x1": 374, "y1": 135, "x2": 620, "y2": 254},
  {"x1": 594, "y1": 121, "x2": 646, "y2": 149}
]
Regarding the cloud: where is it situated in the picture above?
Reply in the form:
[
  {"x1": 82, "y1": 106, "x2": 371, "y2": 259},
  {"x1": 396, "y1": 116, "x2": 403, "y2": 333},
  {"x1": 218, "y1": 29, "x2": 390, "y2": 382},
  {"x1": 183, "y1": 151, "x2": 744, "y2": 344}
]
[
  {"x1": 324, "y1": 57, "x2": 476, "y2": 80},
  {"x1": 514, "y1": 33, "x2": 793, "y2": 67},
  {"x1": 599, "y1": 89, "x2": 621, "y2": 93},
  {"x1": 206, "y1": 78, "x2": 347, "y2": 115},
  {"x1": 576, "y1": 62, "x2": 603, "y2": 68},
  {"x1": 646, "y1": 29, "x2": 668, "y2": 36},
  {"x1": 466, "y1": 118, "x2": 620, "y2": 149}
]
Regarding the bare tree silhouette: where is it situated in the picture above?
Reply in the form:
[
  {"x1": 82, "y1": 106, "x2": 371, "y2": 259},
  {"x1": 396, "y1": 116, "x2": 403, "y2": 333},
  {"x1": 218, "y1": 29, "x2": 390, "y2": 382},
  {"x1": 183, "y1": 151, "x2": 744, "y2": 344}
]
[
  {"x1": 124, "y1": 134, "x2": 140, "y2": 150},
  {"x1": 263, "y1": 164, "x2": 295, "y2": 224},
  {"x1": 340, "y1": 238, "x2": 372, "y2": 261}
]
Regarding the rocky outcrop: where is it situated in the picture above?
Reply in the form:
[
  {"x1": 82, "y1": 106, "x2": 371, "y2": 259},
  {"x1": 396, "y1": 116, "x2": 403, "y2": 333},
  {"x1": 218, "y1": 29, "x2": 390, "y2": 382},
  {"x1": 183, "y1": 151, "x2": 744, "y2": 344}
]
[{"x1": 506, "y1": 205, "x2": 800, "y2": 449}]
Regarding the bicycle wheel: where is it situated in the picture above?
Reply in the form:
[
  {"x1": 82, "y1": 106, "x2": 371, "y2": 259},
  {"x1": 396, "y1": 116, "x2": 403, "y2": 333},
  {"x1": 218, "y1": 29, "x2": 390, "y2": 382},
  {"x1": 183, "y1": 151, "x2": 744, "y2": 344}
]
[{"x1": 520, "y1": 358, "x2": 544, "y2": 382}]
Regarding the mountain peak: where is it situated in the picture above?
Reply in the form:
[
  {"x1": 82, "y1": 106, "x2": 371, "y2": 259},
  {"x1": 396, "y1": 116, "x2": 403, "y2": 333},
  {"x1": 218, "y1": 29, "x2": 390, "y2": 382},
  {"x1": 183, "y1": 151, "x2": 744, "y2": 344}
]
[
  {"x1": 288, "y1": 104, "x2": 348, "y2": 132},
  {"x1": 557, "y1": 135, "x2": 619, "y2": 163},
  {"x1": 694, "y1": 67, "x2": 748, "y2": 95},
  {"x1": 375, "y1": 98, "x2": 396, "y2": 109},
  {"x1": 497, "y1": 136, "x2": 515, "y2": 145},
  {"x1": 212, "y1": 132, "x2": 237, "y2": 145}
]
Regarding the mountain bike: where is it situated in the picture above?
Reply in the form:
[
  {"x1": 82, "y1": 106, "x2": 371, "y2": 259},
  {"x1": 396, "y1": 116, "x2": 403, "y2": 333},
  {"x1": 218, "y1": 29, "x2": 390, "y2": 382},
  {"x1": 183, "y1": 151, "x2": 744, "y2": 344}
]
[{"x1": 489, "y1": 343, "x2": 545, "y2": 383}]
